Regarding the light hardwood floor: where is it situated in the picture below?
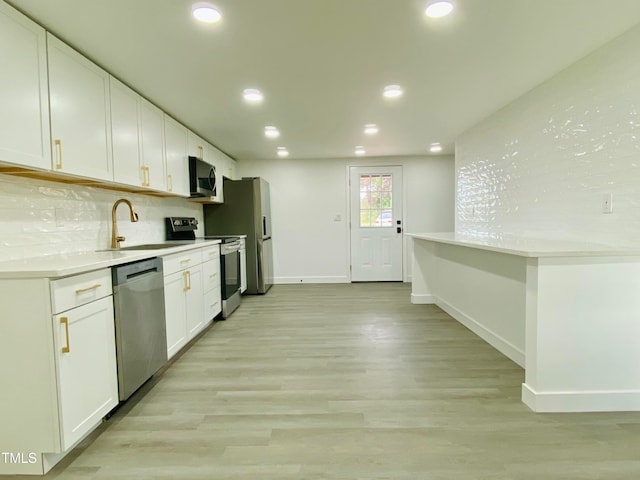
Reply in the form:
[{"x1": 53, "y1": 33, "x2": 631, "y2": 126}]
[{"x1": 26, "y1": 284, "x2": 640, "y2": 479}]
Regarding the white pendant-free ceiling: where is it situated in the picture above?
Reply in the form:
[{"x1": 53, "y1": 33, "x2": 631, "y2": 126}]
[{"x1": 7, "y1": 0, "x2": 640, "y2": 160}]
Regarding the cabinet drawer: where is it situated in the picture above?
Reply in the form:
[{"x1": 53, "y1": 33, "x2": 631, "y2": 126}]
[
  {"x1": 201, "y1": 244, "x2": 220, "y2": 262},
  {"x1": 203, "y1": 288, "x2": 221, "y2": 322},
  {"x1": 162, "y1": 249, "x2": 202, "y2": 276},
  {"x1": 202, "y1": 259, "x2": 221, "y2": 292},
  {"x1": 50, "y1": 269, "x2": 112, "y2": 314}
]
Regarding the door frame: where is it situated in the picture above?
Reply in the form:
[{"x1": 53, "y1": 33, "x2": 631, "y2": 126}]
[{"x1": 346, "y1": 164, "x2": 405, "y2": 282}]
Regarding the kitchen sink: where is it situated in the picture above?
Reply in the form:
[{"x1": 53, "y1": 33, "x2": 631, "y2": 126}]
[{"x1": 97, "y1": 242, "x2": 188, "y2": 252}]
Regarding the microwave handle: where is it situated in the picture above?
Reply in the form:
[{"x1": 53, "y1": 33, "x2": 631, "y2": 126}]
[{"x1": 209, "y1": 166, "x2": 217, "y2": 195}]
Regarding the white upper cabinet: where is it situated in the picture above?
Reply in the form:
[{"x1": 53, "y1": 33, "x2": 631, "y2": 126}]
[
  {"x1": 0, "y1": 2, "x2": 51, "y2": 170},
  {"x1": 139, "y1": 98, "x2": 166, "y2": 190},
  {"x1": 110, "y1": 77, "x2": 141, "y2": 186},
  {"x1": 111, "y1": 77, "x2": 166, "y2": 191},
  {"x1": 164, "y1": 115, "x2": 190, "y2": 197},
  {"x1": 187, "y1": 131, "x2": 205, "y2": 161},
  {"x1": 47, "y1": 33, "x2": 113, "y2": 181}
]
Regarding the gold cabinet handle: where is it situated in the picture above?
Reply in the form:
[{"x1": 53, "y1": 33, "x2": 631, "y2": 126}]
[
  {"x1": 167, "y1": 174, "x2": 173, "y2": 192},
  {"x1": 54, "y1": 139, "x2": 63, "y2": 170},
  {"x1": 183, "y1": 270, "x2": 191, "y2": 291},
  {"x1": 210, "y1": 301, "x2": 218, "y2": 308},
  {"x1": 141, "y1": 166, "x2": 150, "y2": 187},
  {"x1": 210, "y1": 273, "x2": 217, "y2": 278},
  {"x1": 179, "y1": 258, "x2": 191, "y2": 264},
  {"x1": 60, "y1": 317, "x2": 70, "y2": 353},
  {"x1": 198, "y1": 145, "x2": 203, "y2": 159},
  {"x1": 75, "y1": 283, "x2": 101, "y2": 294}
]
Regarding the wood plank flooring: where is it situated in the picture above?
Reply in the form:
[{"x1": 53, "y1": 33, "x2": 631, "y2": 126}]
[{"x1": 28, "y1": 283, "x2": 640, "y2": 479}]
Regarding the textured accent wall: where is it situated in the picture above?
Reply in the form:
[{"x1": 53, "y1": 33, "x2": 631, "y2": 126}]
[
  {"x1": 0, "y1": 174, "x2": 202, "y2": 261},
  {"x1": 456, "y1": 24, "x2": 640, "y2": 246}
]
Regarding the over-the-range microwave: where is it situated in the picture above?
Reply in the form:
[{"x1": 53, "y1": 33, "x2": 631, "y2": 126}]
[{"x1": 188, "y1": 156, "x2": 217, "y2": 197}]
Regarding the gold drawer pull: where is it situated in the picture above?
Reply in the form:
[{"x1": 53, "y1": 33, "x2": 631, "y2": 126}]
[
  {"x1": 167, "y1": 174, "x2": 173, "y2": 192},
  {"x1": 210, "y1": 273, "x2": 217, "y2": 278},
  {"x1": 75, "y1": 283, "x2": 101, "y2": 294},
  {"x1": 60, "y1": 317, "x2": 70, "y2": 353},
  {"x1": 210, "y1": 302, "x2": 218, "y2": 308},
  {"x1": 198, "y1": 145, "x2": 204, "y2": 159},
  {"x1": 180, "y1": 258, "x2": 191, "y2": 264},
  {"x1": 54, "y1": 139, "x2": 63, "y2": 170}
]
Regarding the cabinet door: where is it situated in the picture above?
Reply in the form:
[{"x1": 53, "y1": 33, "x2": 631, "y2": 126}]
[
  {"x1": 164, "y1": 115, "x2": 190, "y2": 197},
  {"x1": 164, "y1": 271, "x2": 188, "y2": 359},
  {"x1": 54, "y1": 296, "x2": 118, "y2": 450},
  {"x1": 185, "y1": 265, "x2": 204, "y2": 339},
  {"x1": 0, "y1": 2, "x2": 51, "y2": 170},
  {"x1": 139, "y1": 99, "x2": 166, "y2": 190},
  {"x1": 110, "y1": 77, "x2": 142, "y2": 186},
  {"x1": 48, "y1": 34, "x2": 113, "y2": 181},
  {"x1": 206, "y1": 144, "x2": 224, "y2": 203},
  {"x1": 187, "y1": 131, "x2": 205, "y2": 160}
]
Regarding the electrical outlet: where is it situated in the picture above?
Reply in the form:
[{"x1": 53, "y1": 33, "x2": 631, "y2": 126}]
[{"x1": 602, "y1": 193, "x2": 613, "y2": 214}]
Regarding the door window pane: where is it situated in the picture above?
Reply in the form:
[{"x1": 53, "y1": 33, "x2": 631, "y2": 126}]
[{"x1": 359, "y1": 174, "x2": 393, "y2": 227}]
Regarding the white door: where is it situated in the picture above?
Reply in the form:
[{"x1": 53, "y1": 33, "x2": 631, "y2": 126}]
[
  {"x1": 0, "y1": 2, "x2": 51, "y2": 170},
  {"x1": 350, "y1": 166, "x2": 403, "y2": 281},
  {"x1": 55, "y1": 297, "x2": 118, "y2": 450},
  {"x1": 48, "y1": 34, "x2": 113, "y2": 181}
]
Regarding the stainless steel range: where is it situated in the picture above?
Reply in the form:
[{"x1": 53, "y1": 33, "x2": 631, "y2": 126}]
[{"x1": 166, "y1": 217, "x2": 241, "y2": 318}]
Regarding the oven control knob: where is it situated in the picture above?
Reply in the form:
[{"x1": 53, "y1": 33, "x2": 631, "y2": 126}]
[
  {"x1": 173, "y1": 219, "x2": 181, "y2": 226},
  {"x1": 190, "y1": 219, "x2": 197, "y2": 225}
]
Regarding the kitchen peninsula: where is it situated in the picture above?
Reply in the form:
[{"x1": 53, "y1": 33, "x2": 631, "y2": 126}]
[{"x1": 408, "y1": 232, "x2": 640, "y2": 413}]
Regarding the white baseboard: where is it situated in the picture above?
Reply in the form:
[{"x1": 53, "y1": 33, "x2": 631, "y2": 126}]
[
  {"x1": 522, "y1": 383, "x2": 640, "y2": 412},
  {"x1": 274, "y1": 276, "x2": 349, "y2": 284},
  {"x1": 411, "y1": 293, "x2": 435, "y2": 304},
  {"x1": 435, "y1": 297, "x2": 525, "y2": 368}
]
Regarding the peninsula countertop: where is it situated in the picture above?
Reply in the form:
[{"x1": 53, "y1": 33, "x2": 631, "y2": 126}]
[{"x1": 405, "y1": 232, "x2": 640, "y2": 258}]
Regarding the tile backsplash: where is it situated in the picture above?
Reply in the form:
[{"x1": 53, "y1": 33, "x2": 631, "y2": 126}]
[
  {"x1": 455, "y1": 24, "x2": 640, "y2": 246},
  {"x1": 0, "y1": 174, "x2": 203, "y2": 261}
]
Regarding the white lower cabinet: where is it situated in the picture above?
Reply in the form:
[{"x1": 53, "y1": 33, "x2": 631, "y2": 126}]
[
  {"x1": 202, "y1": 245, "x2": 222, "y2": 320},
  {"x1": 0, "y1": 268, "x2": 118, "y2": 475},
  {"x1": 163, "y1": 245, "x2": 220, "y2": 360},
  {"x1": 54, "y1": 297, "x2": 118, "y2": 450}
]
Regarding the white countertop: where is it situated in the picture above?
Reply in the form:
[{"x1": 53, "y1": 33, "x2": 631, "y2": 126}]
[
  {"x1": 405, "y1": 232, "x2": 640, "y2": 257},
  {"x1": 0, "y1": 239, "x2": 221, "y2": 279}
]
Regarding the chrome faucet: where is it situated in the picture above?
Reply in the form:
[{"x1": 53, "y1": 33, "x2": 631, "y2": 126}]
[{"x1": 111, "y1": 199, "x2": 139, "y2": 248}]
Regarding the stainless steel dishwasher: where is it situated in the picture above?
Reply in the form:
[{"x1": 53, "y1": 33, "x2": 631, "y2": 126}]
[{"x1": 112, "y1": 257, "x2": 167, "y2": 401}]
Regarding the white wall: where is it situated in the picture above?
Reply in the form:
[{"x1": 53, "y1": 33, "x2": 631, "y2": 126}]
[
  {"x1": 456, "y1": 23, "x2": 640, "y2": 246},
  {"x1": 238, "y1": 156, "x2": 454, "y2": 283},
  {"x1": 0, "y1": 174, "x2": 202, "y2": 261}
]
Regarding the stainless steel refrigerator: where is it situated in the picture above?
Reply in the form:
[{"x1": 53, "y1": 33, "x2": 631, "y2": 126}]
[{"x1": 203, "y1": 177, "x2": 273, "y2": 294}]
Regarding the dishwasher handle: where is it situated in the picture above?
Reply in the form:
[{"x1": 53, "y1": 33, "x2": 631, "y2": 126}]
[{"x1": 112, "y1": 257, "x2": 164, "y2": 286}]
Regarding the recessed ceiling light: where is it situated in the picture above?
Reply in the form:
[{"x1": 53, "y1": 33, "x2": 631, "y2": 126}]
[
  {"x1": 243, "y1": 88, "x2": 263, "y2": 103},
  {"x1": 429, "y1": 143, "x2": 443, "y2": 153},
  {"x1": 264, "y1": 126, "x2": 280, "y2": 139},
  {"x1": 425, "y1": 0, "x2": 454, "y2": 18},
  {"x1": 383, "y1": 85, "x2": 403, "y2": 99},
  {"x1": 364, "y1": 124, "x2": 379, "y2": 135},
  {"x1": 192, "y1": 2, "x2": 222, "y2": 23},
  {"x1": 277, "y1": 147, "x2": 289, "y2": 157},
  {"x1": 355, "y1": 146, "x2": 366, "y2": 156}
]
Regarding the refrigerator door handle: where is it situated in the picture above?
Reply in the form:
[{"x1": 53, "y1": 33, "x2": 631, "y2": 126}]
[{"x1": 262, "y1": 216, "x2": 267, "y2": 237}]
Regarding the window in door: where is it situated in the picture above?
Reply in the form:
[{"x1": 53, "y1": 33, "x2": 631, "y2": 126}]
[{"x1": 359, "y1": 174, "x2": 393, "y2": 227}]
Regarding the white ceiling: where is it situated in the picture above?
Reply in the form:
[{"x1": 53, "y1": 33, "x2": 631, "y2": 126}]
[{"x1": 8, "y1": 0, "x2": 640, "y2": 160}]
